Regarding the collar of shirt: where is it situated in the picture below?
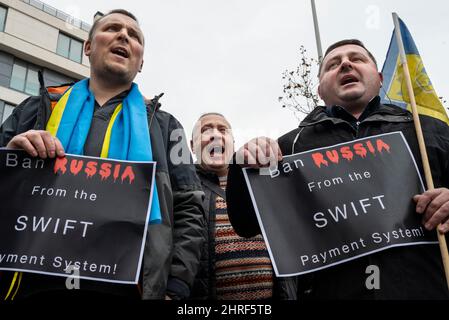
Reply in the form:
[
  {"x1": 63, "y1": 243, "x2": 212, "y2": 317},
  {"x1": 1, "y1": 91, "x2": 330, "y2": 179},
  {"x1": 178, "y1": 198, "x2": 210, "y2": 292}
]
[
  {"x1": 325, "y1": 96, "x2": 381, "y2": 129},
  {"x1": 94, "y1": 89, "x2": 130, "y2": 109},
  {"x1": 82, "y1": 89, "x2": 131, "y2": 157},
  {"x1": 91, "y1": 89, "x2": 131, "y2": 121}
]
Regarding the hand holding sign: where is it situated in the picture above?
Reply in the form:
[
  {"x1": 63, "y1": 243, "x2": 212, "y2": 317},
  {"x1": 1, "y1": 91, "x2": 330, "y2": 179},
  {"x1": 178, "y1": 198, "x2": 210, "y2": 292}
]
[
  {"x1": 236, "y1": 137, "x2": 283, "y2": 168},
  {"x1": 6, "y1": 130, "x2": 65, "y2": 159},
  {"x1": 0, "y1": 150, "x2": 156, "y2": 283},
  {"x1": 414, "y1": 188, "x2": 449, "y2": 233},
  {"x1": 242, "y1": 132, "x2": 437, "y2": 276}
]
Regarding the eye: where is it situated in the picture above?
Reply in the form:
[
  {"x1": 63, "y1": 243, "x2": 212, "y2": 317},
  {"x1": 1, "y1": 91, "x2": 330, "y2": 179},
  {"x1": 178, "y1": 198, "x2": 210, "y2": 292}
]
[
  {"x1": 128, "y1": 30, "x2": 139, "y2": 40},
  {"x1": 201, "y1": 126, "x2": 212, "y2": 134},
  {"x1": 327, "y1": 61, "x2": 339, "y2": 70},
  {"x1": 105, "y1": 24, "x2": 120, "y2": 32},
  {"x1": 352, "y1": 55, "x2": 366, "y2": 62},
  {"x1": 126, "y1": 28, "x2": 143, "y2": 44}
]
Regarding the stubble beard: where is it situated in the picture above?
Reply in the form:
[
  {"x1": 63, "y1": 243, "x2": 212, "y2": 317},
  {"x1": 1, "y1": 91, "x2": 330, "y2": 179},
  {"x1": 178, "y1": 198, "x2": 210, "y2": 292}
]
[{"x1": 99, "y1": 62, "x2": 134, "y2": 86}]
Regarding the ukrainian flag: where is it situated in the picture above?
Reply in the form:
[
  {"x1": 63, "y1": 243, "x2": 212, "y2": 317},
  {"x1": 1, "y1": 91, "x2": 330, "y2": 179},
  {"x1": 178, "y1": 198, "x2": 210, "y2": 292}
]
[{"x1": 380, "y1": 17, "x2": 449, "y2": 125}]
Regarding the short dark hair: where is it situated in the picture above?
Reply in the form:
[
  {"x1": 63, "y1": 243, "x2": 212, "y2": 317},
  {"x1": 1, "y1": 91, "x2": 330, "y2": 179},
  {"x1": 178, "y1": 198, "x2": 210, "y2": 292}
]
[
  {"x1": 318, "y1": 39, "x2": 377, "y2": 76},
  {"x1": 88, "y1": 9, "x2": 140, "y2": 42}
]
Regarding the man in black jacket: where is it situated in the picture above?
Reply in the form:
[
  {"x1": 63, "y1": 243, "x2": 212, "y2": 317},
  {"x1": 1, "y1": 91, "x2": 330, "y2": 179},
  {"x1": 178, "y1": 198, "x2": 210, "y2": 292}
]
[
  {"x1": 190, "y1": 113, "x2": 296, "y2": 300},
  {"x1": 226, "y1": 39, "x2": 449, "y2": 299},
  {"x1": 0, "y1": 9, "x2": 205, "y2": 300}
]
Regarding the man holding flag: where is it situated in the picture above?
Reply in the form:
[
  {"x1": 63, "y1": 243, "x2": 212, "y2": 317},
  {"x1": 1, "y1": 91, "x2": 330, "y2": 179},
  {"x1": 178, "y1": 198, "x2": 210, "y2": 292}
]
[{"x1": 226, "y1": 35, "x2": 449, "y2": 299}]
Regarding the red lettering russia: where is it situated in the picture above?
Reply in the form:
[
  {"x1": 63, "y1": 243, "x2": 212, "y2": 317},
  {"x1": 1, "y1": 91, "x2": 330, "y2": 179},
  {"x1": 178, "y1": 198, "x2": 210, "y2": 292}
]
[
  {"x1": 53, "y1": 157, "x2": 135, "y2": 183},
  {"x1": 311, "y1": 139, "x2": 390, "y2": 168}
]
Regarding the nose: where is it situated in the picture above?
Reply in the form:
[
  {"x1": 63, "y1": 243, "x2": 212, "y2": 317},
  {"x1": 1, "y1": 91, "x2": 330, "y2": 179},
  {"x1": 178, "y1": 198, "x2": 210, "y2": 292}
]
[
  {"x1": 116, "y1": 28, "x2": 130, "y2": 43},
  {"x1": 340, "y1": 58, "x2": 353, "y2": 72},
  {"x1": 209, "y1": 128, "x2": 223, "y2": 141}
]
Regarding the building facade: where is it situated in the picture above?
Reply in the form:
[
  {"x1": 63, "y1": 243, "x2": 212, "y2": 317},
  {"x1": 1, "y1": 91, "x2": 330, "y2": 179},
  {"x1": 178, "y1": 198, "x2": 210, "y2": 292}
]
[{"x1": 0, "y1": 0, "x2": 90, "y2": 124}]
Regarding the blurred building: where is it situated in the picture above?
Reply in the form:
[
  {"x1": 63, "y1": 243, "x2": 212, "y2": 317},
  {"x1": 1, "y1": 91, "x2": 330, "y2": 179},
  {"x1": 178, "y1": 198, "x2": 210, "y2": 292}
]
[{"x1": 0, "y1": 0, "x2": 90, "y2": 123}]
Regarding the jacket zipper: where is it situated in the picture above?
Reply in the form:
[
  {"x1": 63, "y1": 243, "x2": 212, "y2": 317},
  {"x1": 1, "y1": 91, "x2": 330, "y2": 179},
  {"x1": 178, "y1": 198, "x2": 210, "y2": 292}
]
[
  {"x1": 149, "y1": 107, "x2": 157, "y2": 130},
  {"x1": 355, "y1": 121, "x2": 361, "y2": 138},
  {"x1": 356, "y1": 115, "x2": 413, "y2": 139}
]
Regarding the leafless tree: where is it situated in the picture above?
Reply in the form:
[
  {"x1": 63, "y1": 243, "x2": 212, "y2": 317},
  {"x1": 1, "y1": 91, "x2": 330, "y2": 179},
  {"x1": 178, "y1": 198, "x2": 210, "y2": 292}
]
[{"x1": 279, "y1": 46, "x2": 321, "y2": 121}]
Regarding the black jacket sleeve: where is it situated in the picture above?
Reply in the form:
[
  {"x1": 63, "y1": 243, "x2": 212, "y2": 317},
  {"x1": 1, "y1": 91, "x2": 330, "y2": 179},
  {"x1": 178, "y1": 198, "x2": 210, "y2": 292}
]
[
  {"x1": 226, "y1": 159, "x2": 261, "y2": 238},
  {"x1": 0, "y1": 97, "x2": 39, "y2": 147},
  {"x1": 164, "y1": 114, "x2": 206, "y2": 299}
]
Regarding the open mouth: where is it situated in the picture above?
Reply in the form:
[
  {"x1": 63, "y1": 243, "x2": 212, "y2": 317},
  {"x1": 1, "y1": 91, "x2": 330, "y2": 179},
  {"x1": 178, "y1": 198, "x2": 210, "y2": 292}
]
[
  {"x1": 340, "y1": 75, "x2": 359, "y2": 86},
  {"x1": 111, "y1": 47, "x2": 129, "y2": 59},
  {"x1": 208, "y1": 145, "x2": 225, "y2": 157}
]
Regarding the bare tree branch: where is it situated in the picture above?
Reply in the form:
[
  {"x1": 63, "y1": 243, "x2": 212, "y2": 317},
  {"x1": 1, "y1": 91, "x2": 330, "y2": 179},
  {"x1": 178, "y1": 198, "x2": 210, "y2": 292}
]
[{"x1": 279, "y1": 46, "x2": 322, "y2": 121}]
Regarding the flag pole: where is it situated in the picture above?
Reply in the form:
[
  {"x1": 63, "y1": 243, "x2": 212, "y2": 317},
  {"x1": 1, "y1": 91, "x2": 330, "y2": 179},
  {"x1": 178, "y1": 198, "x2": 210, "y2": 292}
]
[
  {"x1": 311, "y1": 0, "x2": 323, "y2": 62},
  {"x1": 392, "y1": 12, "x2": 449, "y2": 289}
]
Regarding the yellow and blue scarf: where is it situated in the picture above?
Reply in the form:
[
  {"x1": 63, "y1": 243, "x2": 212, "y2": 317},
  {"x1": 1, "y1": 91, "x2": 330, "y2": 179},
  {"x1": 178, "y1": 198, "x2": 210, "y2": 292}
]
[
  {"x1": 46, "y1": 78, "x2": 161, "y2": 224},
  {"x1": 3, "y1": 79, "x2": 163, "y2": 301}
]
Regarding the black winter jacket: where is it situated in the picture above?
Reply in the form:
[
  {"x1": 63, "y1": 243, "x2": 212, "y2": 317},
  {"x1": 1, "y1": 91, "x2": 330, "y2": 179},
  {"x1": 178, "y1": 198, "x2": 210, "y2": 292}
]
[
  {"x1": 226, "y1": 97, "x2": 449, "y2": 300},
  {"x1": 193, "y1": 165, "x2": 297, "y2": 300},
  {"x1": 0, "y1": 80, "x2": 206, "y2": 300}
]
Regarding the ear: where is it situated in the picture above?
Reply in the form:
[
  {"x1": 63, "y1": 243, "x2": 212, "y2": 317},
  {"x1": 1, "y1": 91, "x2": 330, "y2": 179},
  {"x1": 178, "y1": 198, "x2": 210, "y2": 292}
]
[
  {"x1": 139, "y1": 60, "x2": 144, "y2": 73},
  {"x1": 317, "y1": 84, "x2": 323, "y2": 99},
  {"x1": 84, "y1": 40, "x2": 92, "y2": 57},
  {"x1": 190, "y1": 139, "x2": 195, "y2": 155},
  {"x1": 229, "y1": 131, "x2": 236, "y2": 153},
  {"x1": 378, "y1": 72, "x2": 384, "y2": 86}
]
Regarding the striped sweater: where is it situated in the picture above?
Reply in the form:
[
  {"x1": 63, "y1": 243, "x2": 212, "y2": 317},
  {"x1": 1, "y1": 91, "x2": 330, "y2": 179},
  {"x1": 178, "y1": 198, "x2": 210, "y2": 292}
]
[{"x1": 214, "y1": 178, "x2": 273, "y2": 300}]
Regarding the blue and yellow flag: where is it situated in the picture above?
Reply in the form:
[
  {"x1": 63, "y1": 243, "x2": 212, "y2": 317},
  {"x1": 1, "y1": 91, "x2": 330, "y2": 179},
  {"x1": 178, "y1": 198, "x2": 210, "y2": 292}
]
[{"x1": 380, "y1": 17, "x2": 449, "y2": 125}]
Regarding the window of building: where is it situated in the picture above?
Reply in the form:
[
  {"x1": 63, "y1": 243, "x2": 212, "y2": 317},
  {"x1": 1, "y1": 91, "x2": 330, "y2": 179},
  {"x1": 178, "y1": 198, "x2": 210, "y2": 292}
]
[
  {"x1": 10, "y1": 62, "x2": 27, "y2": 92},
  {"x1": 57, "y1": 33, "x2": 83, "y2": 63},
  {"x1": 10, "y1": 61, "x2": 40, "y2": 96},
  {"x1": 56, "y1": 33, "x2": 70, "y2": 58},
  {"x1": 1, "y1": 103, "x2": 14, "y2": 124},
  {"x1": 25, "y1": 68, "x2": 39, "y2": 95},
  {"x1": 0, "y1": 6, "x2": 7, "y2": 32}
]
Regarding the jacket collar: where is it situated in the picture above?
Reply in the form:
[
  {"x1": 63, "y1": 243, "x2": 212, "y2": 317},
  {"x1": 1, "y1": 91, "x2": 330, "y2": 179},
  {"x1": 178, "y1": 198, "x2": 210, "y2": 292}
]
[
  {"x1": 43, "y1": 81, "x2": 164, "y2": 111},
  {"x1": 195, "y1": 164, "x2": 227, "y2": 199},
  {"x1": 324, "y1": 96, "x2": 381, "y2": 129},
  {"x1": 326, "y1": 96, "x2": 381, "y2": 121},
  {"x1": 299, "y1": 96, "x2": 412, "y2": 127},
  {"x1": 195, "y1": 164, "x2": 222, "y2": 185}
]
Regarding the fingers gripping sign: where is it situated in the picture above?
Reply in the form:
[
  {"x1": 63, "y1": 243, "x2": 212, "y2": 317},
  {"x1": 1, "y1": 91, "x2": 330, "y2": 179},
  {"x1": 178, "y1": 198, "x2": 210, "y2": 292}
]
[
  {"x1": 6, "y1": 130, "x2": 65, "y2": 159},
  {"x1": 235, "y1": 137, "x2": 283, "y2": 176},
  {"x1": 414, "y1": 188, "x2": 449, "y2": 233},
  {"x1": 236, "y1": 137, "x2": 283, "y2": 170}
]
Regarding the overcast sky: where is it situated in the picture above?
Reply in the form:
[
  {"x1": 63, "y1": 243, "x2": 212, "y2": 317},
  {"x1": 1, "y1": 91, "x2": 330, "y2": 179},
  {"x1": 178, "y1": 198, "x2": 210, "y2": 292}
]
[{"x1": 42, "y1": 0, "x2": 449, "y2": 148}]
